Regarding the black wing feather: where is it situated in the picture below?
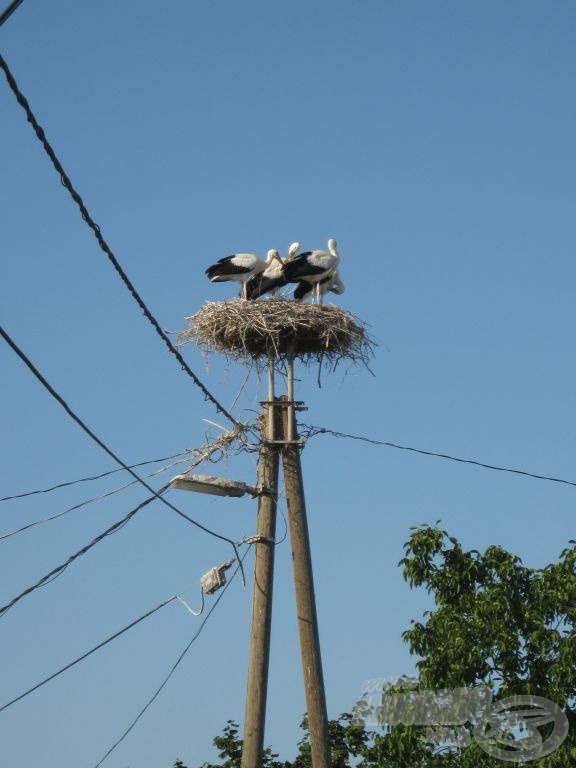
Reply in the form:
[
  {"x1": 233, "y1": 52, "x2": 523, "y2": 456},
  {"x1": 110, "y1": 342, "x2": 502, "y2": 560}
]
[
  {"x1": 205, "y1": 256, "x2": 252, "y2": 280},
  {"x1": 282, "y1": 253, "x2": 327, "y2": 283},
  {"x1": 246, "y1": 273, "x2": 287, "y2": 300}
]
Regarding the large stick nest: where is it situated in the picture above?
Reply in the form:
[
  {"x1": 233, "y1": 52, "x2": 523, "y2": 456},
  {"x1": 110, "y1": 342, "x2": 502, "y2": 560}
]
[{"x1": 177, "y1": 298, "x2": 376, "y2": 370}]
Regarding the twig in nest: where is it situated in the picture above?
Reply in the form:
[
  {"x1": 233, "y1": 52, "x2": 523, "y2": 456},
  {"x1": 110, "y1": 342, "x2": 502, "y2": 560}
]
[{"x1": 177, "y1": 298, "x2": 376, "y2": 376}]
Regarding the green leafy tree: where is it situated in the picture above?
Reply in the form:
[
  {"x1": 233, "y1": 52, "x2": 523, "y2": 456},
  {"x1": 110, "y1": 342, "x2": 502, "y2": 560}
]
[
  {"x1": 398, "y1": 524, "x2": 576, "y2": 766},
  {"x1": 201, "y1": 719, "x2": 288, "y2": 768}
]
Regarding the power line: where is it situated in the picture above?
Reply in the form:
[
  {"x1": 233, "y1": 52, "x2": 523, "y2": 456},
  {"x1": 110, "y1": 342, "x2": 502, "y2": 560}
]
[
  {"x1": 0, "y1": 0, "x2": 25, "y2": 27},
  {"x1": 0, "y1": 450, "x2": 190, "y2": 502},
  {"x1": 0, "y1": 324, "x2": 244, "y2": 573},
  {"x1": 303, "y1": 425, "x2": 576, "y2": 489},
  {"x1": 92, "y1": 549, "x2": 250, "y2": 768},
  {"x1": 0, "y1": 53, "x2": 238, "y2": 427},
  {"x1": 0, "y1": 488, "x2": 162, "y2": 618},
  {"x1": 0, "y1": 456, "x2": 190, "y2": 541},
  {"x1": 0, "y1": 593, "x2": 178, "y2": 714}
]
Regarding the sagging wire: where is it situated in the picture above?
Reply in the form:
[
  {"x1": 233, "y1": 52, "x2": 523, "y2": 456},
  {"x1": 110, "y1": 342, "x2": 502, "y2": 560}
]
[
  {"x1": 0, "y1": 417, "x2": 260, "y2": 617},
  {"x1": 0, "y1": 456, "x2": 191, "y2": 541},
  {"x1": 0, "y1": 489, "x2": 165, "y2": 619},
  {"x1": 0, "y1": 593, "x2": 179, "y2": 714},
  {"x1": 0, "y1": 542, "x2": 250, "y2": 715},
  {"x1": 92, "y1": 546, "x2": 253, "y2": 768},
  {"x1": 300, "y1": 423, "x2": 576, "y2": 489},
  {"x1": 0, "y1": 54, "x2": 240, "y2": 427},
  {"x1": 0, "y1": 323, "x2": 251, "y2": 586},
  {"x1": 176, "y1": 594, "x2": 204, "y2": 617},
  {"x1": 0, "y1": 450, "x2": 191, "y2": 503}
]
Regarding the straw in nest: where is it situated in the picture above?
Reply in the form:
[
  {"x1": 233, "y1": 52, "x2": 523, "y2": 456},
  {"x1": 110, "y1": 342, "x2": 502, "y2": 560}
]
[{"x1": 177, "y1": 298, "x2": 375, "y2": 371}]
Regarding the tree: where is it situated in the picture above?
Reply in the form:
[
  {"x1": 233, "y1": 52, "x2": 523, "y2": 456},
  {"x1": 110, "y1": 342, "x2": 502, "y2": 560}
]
[
  {"x1": 398, "y1": 524, "x2": 576, "y2": 766},
  {"x1": 200, "y1": 719, "x2": 287, "y2": 768},
  {"x1": 195, "y1": 526, "x2": 576, "y2": 767}
]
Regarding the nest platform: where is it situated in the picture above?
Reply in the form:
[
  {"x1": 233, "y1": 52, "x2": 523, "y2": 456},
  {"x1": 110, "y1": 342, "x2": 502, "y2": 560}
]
[{"x1": 177, "y1": 298, "x2": 375, "y2": 370}]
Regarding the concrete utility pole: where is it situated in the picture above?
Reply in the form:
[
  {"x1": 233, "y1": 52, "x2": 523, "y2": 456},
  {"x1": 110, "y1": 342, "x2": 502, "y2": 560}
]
[
  {"x1": 241, "y1": 402, "x2": 281, "y2": 768},
  {"x1": 281, "y1": 399, "x2": 332, "y2": 768}
]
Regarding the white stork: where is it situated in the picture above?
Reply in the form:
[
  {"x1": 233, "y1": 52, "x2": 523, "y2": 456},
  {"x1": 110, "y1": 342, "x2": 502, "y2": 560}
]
[
  {"x1": 205, "y1": 249, "x2": 281, "y2": 300},
  {"x1": 293, "y1": 269, "x2": 345, "y2": 303},
  {"x1": 281, "y1": 238, "x2": 340, "y2": 304},
  {"x1": 245, "y1": 241, "x2": 300, "y2": 300}
]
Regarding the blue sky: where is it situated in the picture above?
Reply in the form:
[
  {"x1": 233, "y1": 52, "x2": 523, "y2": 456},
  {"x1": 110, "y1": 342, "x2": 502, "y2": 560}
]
[{"x1": 1, "y1": 2, "x2": 575, "y2": 766}]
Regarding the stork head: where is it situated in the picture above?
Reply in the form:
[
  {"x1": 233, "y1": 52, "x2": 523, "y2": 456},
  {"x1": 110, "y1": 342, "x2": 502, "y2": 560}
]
[
  {"x1": 327, "y1": 238, "x2": 338, "y2": 252},
  {"x1": 287, "y1": 242, "x2": 300, "y2": 260},
  {"x1": 330, "y1": 272, "x2": 345, "y2": 295},
  {"x1": 267, "y1": 248, "x2": 282, "y2": 264}
]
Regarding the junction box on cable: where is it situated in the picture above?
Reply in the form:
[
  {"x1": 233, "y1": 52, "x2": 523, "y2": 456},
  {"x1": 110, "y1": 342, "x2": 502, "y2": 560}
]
[{"x1": 201, "y1": 565, "x2": 228, "y2": 594}]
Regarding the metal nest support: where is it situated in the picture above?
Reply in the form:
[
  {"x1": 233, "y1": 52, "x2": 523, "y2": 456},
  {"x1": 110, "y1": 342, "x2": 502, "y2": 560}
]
[{"x1": 177, "y1": 298, "x2": 376, "y2": 372}]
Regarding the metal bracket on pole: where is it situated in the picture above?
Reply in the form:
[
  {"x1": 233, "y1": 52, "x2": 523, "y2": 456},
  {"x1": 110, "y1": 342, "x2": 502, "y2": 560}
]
[{"x1": 259, "y1": 397, "x2": 306, "y2": 446}]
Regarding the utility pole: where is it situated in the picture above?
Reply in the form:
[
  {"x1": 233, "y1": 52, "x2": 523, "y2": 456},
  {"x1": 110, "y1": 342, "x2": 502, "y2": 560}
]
[
  {"x1": 281, "y1": 396, "x2": 332, "y2": 768},
  {"x1": 182, "y1": 284, "x2": 370, "y2": 768},
  {"x1": 241, "y1": 400, "x2": 281, "y2": 768}
]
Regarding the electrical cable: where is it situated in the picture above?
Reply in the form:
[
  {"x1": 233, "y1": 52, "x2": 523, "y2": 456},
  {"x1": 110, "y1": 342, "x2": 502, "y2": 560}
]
[
  {"x1": 0, "y1": 456, "x2": 190, "y2": 541},
  {"x1": 92, "y1": 548, "x2": 250, "y2": 768},
  {"x1": 0, "y1": 324, "x2": 245, "y2": 581},
  {"x1": 303, "y1": 425, "x2": 576, "y2": 489},
  {"x1": 0, "y1": 593, "x2": 178, "y2": 714},
  {"x1": 275, "y1": 493, "x2": 288, "y2": 547},
  {"x1": 176, "y1": 592, "x2": 204, "y2": 617},
  {"x1": 0, "y1": 53, "x2": 238, "y2": 427},
  {"x1": 0, "y1": 487, "x2": 164, "y2": 618},
  {"x1": 0, "y1": 543, "x2": 251, "y2": 713},
  {"x1": 0, "y1": 0, "x2": 25, "y2": 27},
  {"x1": 0, "y1": 450, "x2": 190, "y2": 503}
]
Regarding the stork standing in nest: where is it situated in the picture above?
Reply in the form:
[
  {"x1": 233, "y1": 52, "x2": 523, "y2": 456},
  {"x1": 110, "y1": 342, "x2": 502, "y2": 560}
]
[
  {"x1": 281, "y1": 238, "x2": 340, "y2": 305},
  {"x1": 205, "y1": 249, "x2": 283, "y2": 300}
]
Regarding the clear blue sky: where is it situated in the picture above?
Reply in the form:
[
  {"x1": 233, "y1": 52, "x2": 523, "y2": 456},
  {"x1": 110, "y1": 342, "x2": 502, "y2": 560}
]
[{"x1": 1, "y1": 2, "x2": 575, "y2": 766}]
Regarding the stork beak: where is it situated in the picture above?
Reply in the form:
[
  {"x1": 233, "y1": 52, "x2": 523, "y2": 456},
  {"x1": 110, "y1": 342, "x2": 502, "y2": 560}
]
[{"x1": 273, "y1": 253, "x2": 284, "y2": 265}]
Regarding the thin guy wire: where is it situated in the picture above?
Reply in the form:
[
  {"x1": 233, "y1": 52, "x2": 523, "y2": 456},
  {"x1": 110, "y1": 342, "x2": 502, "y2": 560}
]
[
  {"x1": 0, "y1": 53, "x2": 238, "y2": 427},
  {"x1": 304, "y1": 425, "x2": 576, "y2": 489},
  {"x1": 0, "y1": 457, "x2": 190, "y2": 541},
  {"x1": 228, "y1": 363, "x2": 254, "y2": 413},
  {"x1": 0, "y1": 450, "x2": 190, "y2": 502},
  {"x1": 0, "y1": 593, "x2": 178, "y2": 714},
  {"x1": 0, "y1": 0, "x2": 25, "y2": 27},
  {"x1": 0, "y1": 325, "x2": 245, "y2": 578},
  {"x1": 92, "y1": 548, "x2": 250, "y2": 768}
]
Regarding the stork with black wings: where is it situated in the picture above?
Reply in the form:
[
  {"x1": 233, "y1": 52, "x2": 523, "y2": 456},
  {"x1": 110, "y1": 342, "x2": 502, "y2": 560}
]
[{"x1": 281, "y1": 238, "x2": 340, "y2": 305}]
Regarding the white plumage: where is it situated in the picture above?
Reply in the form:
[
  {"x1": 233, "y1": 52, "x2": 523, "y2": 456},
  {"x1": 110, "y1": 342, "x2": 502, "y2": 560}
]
[{"x1": 205, "y1": 249, "x2": 280, "y2": 300}]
